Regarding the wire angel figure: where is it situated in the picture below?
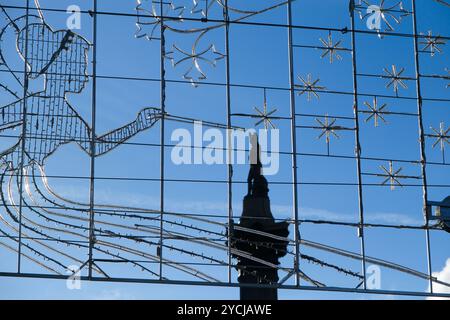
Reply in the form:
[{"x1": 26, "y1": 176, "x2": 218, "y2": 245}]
[{"x1": 0, "y1": 11, "x2": 163, "y2": 171}]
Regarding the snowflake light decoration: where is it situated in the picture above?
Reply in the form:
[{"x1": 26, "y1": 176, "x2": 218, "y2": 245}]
[
  {"x1": 319, "y1": 32, "x2": 343, "y2": 64},
  {"x1": 420, "y1": 31, "x2": 446, "y2": 57},
  {"x1": 253, "y1": 91, "x2": 278, "y2": 130},
  {"x1": 357, "y1": 0, "x2": 410, "y2": 38},
  {"x1": 376, "y1": 161, "x2": 419, "y2": 190},
  {"x1": 378, "y1": 161, "x2": 404, "y2": 190},
  {"x1": 135, "y1": 0, "x2": 185, "y2": 41},
  {"x1": 295, "y1": 74, "x2": 326, "y2": 101},
  {"x1": 428, "y1": 122, "x2": 450, "y2": 163},
  {"x1": 165, "y1": 43, "x2": 225, "y2": 86},
  {"x1": 135, "y1": 0, "x2": 290, "y2": 87},
  {"x1": 315, "y1": 115, "x2": 340, "y2": 144},
  {"x1": 313, "y1": 115, "x2": 353, "y2": 154},
  {"x1": 363, "y1": 96, "x2": 388, "y2": 127},
  {"x1": 383, "y1": 65, "x2": 408, "y2": 96}
]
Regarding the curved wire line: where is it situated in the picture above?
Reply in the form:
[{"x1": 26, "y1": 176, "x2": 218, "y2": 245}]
[
  {"x1": 162, "y1": 1, "x2": 292, "y2": 35},
  {"x1": 0, "y1": 169, "x2": 69, "y2": 272},
  {"x1": 300, "y1": 239, "x2": 450, "y2": 289},
  {"x1": 9, "y1": 167, "x2": 159, "y2": 277},
  {"x1": 227, "y1": 223, "x2": 450, "y2": 289},
  {"x1": 41, "y1": 165, "x2": 450, "y2": 287},
  {"x1": 37, "y1": 164, "x2": 227, "y2": 228},
  {"x1": 10, "y1": 164, "x2": 450, "y2": 288},
  {"x1": 31, "y1": 166, "x2": 302, "y2": 282},
  {"x1": 21, "y1": 176, "x2": 168, "y2": 279},
  {"x1": 0, "y1": 239, "x2": 60, "y2": 274},
  {"x1": 95, "y1": 240, "x2": 217, "y2": 282},
  {"x1": 32, "y1": 166, "x2": 226, "y2": 259},
  {"x1": 26, "y1": 166, "x2": 223, "y2": 281}
]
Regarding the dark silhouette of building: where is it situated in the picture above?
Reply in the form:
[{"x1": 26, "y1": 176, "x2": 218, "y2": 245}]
[{"x1": 229, "y1": 135, "x2": 289, "y2": 300}]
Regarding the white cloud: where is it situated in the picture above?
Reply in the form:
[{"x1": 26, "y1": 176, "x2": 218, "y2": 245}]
[
  {"x1": 299, "y1": 207, "x2": 353, "y2": 221},
  {"x1": 364, "y1": 212, "x2": 422, "y2": 226},
  {"x1": 428, "y1": 258, "x2": 450, "y2": 300}
]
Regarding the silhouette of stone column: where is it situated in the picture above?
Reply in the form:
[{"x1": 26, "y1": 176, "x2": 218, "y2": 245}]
[{"x1": 229, "y1": 134, "x2": 289, "y2": 300}]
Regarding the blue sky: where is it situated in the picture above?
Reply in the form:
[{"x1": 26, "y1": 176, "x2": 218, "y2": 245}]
[{"x1": 0, "y1": 0, "x2": 449, "y2": 299}]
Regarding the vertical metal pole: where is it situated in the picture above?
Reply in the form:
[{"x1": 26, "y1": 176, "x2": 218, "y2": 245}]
[
  {"x1": 159, "y1": 0, "x2": 166, "y2": 280},
  {"x1": 287, "y1": 0, "x2": 301, "y2": 286},
  {"x1": 411, "y1": 0, "x2": 433, "y2": 293},
  {"x1": 88, "y1": 0, "x2": 98, "y2": 279},
  {"x1": 224, "y1": 0, "x2": 233, "y2": 284},
  {"x1": 17, "y1": 0, "x2": 31, "y2": 273},
  {"x1": 349, "y1": 1, "x2": 367, "y2": 289}
]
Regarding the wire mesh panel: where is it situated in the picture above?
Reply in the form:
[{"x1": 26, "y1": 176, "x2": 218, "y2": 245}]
[{"x1": 0, "y1": 0, "x2": 448, "y2": 298}]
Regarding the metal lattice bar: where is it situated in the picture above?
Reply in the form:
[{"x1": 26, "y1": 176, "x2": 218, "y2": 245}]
[
  {"x1": 159, "y1": 0, "x2": 166, "y2": 280},
  {"x1": 0, "y1": 0, "x2": 448, "y2": 298},
  {"x1": 411, "y1": 0, "x2": 433, "y2": 294},
  {"x1": 87, "y1": 0, "x2": 98, "y2": 280},
  {"x1": 349, "y1": 0, "x2": 367, "y2": 289},
  {"x1": 17, "y1": 0, "x2": 32, "y2": 274},
  {"x1": 287, "y1": 0, "x2": 301, "y2": 287},
  {"x1": 223, "y1": 0, "x2": 233, "y2": 284},
  {"x1": 3, "y1": 3, "x2": 450, "y2": 40}
]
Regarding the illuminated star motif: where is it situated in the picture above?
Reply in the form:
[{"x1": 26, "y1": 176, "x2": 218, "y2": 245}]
[
  {"x1": 357, "y1": 0, "x2": 409, "y2": 38},
  {"x1": 420, "y1": 31, "x2": 446, "y2": 56},
  {"x1": 254, "y1": 92, "x2": 277, "y2": 130},
  {"x1": 429, "y1": 122, "x2": 450, "y2": 152},
  {"x1": 363, "y1": 96, "x2": 388, "y2": 127},
  {"x1": 135, "y1": 0, "x2": 185, "y2": 40},
  {"x1": 295, "y1": 74, "x2": 325, "y2": 101},
  {"x1": 379, "y1": 161, "x2": 404, "y2": 190},
  {"x1": 319, "y1": 32, "x2": 343, "y2": 64},
  {"x1": 165, "y1": 44, "x2": 225, "y2": 86},
  {"x1": 383, "y1": 65, "x2": 408, "y2": 96},
  {"x1": 315, "y1": 115, "x2": 340, "y2": 144}
]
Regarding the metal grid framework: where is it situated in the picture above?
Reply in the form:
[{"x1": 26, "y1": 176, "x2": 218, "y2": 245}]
[{"x1": 0, "y1": 0, "x2": 449, "y2": 298}]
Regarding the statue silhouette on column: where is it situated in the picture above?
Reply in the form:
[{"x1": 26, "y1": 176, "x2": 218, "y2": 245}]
[{"x1": 229, "y1": 133, "x2": 289, "y2": 300}]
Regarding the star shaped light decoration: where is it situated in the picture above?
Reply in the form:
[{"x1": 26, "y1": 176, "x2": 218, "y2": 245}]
[
  {"x1": 363, "y1": 96, "x2": 388, "y2": 127},
  {"x1": 420, "y1": 31, "x2": 446, "y2": 57},
  {"x1": 254, "y1": 91, "x2": 278, "y2": 130},
  {"x1": 165, "y1": 44, "x2": 226, "y2": 86},
  {"x1": 135, "y1": 0, "x2": 185, "y2": 41},
  {"x1": 357, "y1": 0, "x2": 410, "y2": 38},
  {"x1": 315, "y1": 115, "x2": 340, "y2": 144},
  {"x1": 319, "y1": 32, "x2": 343, "y2": 64},
  {"x1": 383, "y1": 65, "x2": 408, "y2": 96},
  {"x1": 429, "y1": 122, "x2": 450, "y2": 152},
  {"x1": 378, "y1": 161, "x2": 404, "y2": 190},
  {"x1": 295, "y1": 74, "x2": 326, "y2": 101}
]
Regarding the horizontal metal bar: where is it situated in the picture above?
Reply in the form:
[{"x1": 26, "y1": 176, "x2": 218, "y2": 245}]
[
  {"x1": 296, "y1": 113, "x2": 356, "y2": 120},
  {"x1": 2, "y1": 68, "x2": 449, "y2": 103},
  {"x1": 9, "y1": 173, "x2": 450, "y2": 188},
  {"x1": 0, "y1": 131, "x2": 447, "y2": 168},
  {"x1": 292, "y1": 44, "x2": 352, "y2": 52},
  {"x1": 3, "y1": 4, "x2": 450, "y2": 40},
  {"x1": 0, "y1": 272, "x2": 449, "y2": 298},
  {"x1": 357, "y1": 73, "x2": 417, "y2": 81}
]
